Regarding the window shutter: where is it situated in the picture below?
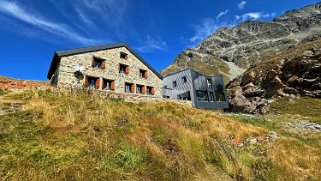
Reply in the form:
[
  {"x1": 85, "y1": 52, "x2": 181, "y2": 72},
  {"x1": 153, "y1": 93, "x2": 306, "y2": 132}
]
[
  {"x1": 95, "y1": 78, "x2": 100, "y2": 89},
  {"x1": 142, "y1": 86, "x2": 146, "y2": 94},
  {"x1": 84, "y1": 75, "x2": 88, "y2": 87},
  {"x1": 101, "y1": 79, "x2": 105, "y2": 89},
  {"x1": 144, "y1": 71, "x2": 148, "y2": 78},
  {"x1": 111, "y1": 80, "x2": 115, "y2": 90},
  {"x1": 125, "y1": 66, "x2": 129, "y2": 74},
  {"x1": 131, "y1": 84, "x2": 135, "y2": 93},
  {"x1": 101, "y1": 60, "x2": 106, "y2": 69},
  {"x1": 151, "y1": 87, "x2": 155, "y2": 95},
  {"x1": 125, "y1": 54, "x2": 128, "y2": 60}
]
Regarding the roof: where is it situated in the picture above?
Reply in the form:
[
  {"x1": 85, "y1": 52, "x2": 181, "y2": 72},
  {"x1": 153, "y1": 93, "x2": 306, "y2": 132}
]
[
  {"x1": 163, "y1": 68, "x2": 222, "y2": 78},
  {"x1": 47, "y1": 42, "x2": 163, "y2": 79}
]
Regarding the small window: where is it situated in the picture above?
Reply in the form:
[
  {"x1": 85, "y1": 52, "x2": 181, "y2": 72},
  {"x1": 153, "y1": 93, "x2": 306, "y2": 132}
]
[
  {"x1": 173, "y1": 81, "x2": 177, "y2": 88},
  {"x1": 85, "y1": 76, "x2": 100, "y2": 89},
  {"x1": 125, "y1": 82, "x2": 135, "y2": 93},
  {"x1": 120, "y1": 52, "x2": 128, "y2": 60},
  {"x1": 182, "y1": 76, "x2": 187, "y2": 83},
  {"x1": 119, "y1": 64, "x2": 129, "y2": 74},
  {"x1": 102, "y1": 79, "x2": 115, "y2": 91},
  {"x1": 92, "y1": 57, "x2": 106, "y2": 69},
  {"x1": 136, "y1": 84, "x2": 145, "y2": 94},
  {"x1": 139, "y1": 69, "x2": 148, "y2": 78},
  {"x1": 207, "y1": 79, "x2": 212, "y2": 89},
  {"x1": 163, "y1": 85, "x2": 168, "y2": 89},
  {"x1": 147, "y1": 86, "x2": 155, "y2": 95}
]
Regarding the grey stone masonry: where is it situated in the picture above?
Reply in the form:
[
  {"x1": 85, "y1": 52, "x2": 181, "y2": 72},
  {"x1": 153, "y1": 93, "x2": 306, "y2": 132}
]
[{"x1": 51, "y1": 46, "x2": 162, "y2": 97}]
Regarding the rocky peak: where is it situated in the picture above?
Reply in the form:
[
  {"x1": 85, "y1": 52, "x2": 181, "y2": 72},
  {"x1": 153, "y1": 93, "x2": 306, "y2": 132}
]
[{"x1": 161, "y1": 1, "x2": 321, "y2": 80}]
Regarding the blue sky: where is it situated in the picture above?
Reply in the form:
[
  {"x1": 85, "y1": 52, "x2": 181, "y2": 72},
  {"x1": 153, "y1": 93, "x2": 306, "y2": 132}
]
[{"x1": 0, "y1": 0, "x2": 319, "y2": 80}]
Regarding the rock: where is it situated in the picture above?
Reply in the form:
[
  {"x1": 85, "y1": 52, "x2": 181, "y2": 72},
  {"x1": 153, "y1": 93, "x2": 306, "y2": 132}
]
[
  {"x1": 237, "y1": 143, "x2": 244, "y2": 148},
  {"x1": 267, "y1": 131, "x2": 278, "y2": 141},
  {"x1": 248, "y1": 138, "x2": 258, "y2": 145}
]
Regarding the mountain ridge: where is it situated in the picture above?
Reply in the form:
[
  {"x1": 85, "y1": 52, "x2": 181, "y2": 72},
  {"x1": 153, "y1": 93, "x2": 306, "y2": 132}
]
[{"x1": 161, "y1": 1, "x2": 321, "y2": 80}]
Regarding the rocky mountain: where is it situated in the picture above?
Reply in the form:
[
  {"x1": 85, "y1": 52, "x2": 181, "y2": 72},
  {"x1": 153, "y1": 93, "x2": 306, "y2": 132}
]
[
  {"x1": 226, "y1": 39, "x2": 321, "y2": 114},
  {"x1": 161, "y1": 2, "x2": 321, "y2": 80}
]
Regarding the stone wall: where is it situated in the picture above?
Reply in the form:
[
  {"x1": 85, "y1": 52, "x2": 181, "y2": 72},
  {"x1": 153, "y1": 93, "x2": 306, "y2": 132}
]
[
  {"x1": 54, "y1": 87, "x2": 193, "y2": 107},
  {"x1": 54, "y1": 46, "x2": 163, "y2": 97}
]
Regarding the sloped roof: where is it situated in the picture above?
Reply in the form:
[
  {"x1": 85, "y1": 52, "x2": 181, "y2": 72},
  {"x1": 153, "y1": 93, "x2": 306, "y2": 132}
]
[{"x1": 47, "y1": 42, "x2": 163, "y2": 79}]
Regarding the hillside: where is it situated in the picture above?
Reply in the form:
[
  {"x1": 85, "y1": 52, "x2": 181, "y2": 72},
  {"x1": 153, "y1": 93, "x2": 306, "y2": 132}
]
[
  {"x1": 0, "y1": 90, "x2": 320, "y2": 180},
  {"x1": 226, "y1": 38, "x2": 321, "y2": 114},
  {"x1": 161, "y1": 1, "x2": 321, "y2": 80},
  {"x1": 0, "y1": 76, "x2": 49, "y2": 90}
]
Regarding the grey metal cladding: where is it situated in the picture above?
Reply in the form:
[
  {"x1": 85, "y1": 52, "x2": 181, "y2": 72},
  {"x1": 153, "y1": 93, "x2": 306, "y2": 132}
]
[
  {"x1": 162, "y1": 68, "x2": 229, "y2": 109},
  {"x1": 162, "y1": 69, "x2": 193, "y2": 99}
]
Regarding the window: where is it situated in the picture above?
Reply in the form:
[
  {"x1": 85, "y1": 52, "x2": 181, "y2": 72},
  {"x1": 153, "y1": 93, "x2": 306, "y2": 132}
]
[
  {"x1": 147, "y1": 86, "x2": 155, "y2": 95},
  {"x1": 173, "y1": 81, "x2": 177, "y2": 88},
  {"x1": 196, "y1": 91, "x2": 209, "y2": 102},
  {"x1": 182, "y1": 76, "x2": 187, "y2": 83},
  {"x1": 139, "y1": 69, "x2": 148, "y2": 78},
  {"x1": 125, "y1": 82, "x2": 135, "y2": 93},
  {"x1": 92, "y1": 57, "x2": 106, "y2": 69},
  {"x1": 85, "y1": 76, "x2": 100, "y2": 89},
  {"x1": 215, "y1": 90, "x2": 226, "y2": 102},
  {"x1": 102, "y1": 79, "x2": 115, "y2": 91},
  {"x1": 163, "y1": 85, "x2": 168, "y2": 89},
  {"x1": 120, "y1": 52, "x2": 128, "y2": 60},
  {"x1": 177, "y1": 91, "x2": 191, "y2": 100},
  {"x1": 207, "y1": 79, "x2": 212, "y2": 89},
  {"x1": 136, "y1": 84, "x2": 145, "y2": 94},
  {"x1": 209, "y1": 92, "x2": 215, "y2": 102},
  {"x1": 119, "y1": 64, "x2": 129, "y2": 74}
]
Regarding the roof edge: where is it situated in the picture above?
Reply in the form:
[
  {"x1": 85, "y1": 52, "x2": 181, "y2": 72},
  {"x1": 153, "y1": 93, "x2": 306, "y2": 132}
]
[{"x1": 47, "y1": 43, "x2": 163, "y2": 80}]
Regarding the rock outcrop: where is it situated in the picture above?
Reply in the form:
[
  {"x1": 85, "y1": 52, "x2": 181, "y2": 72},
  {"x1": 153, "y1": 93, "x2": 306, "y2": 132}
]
[
  {"x1": 162, "y1": 2, "x2": 321, "y2": 80},
  {"x1": 226, "y1": 39, "x2": 321, "y2": 113}
]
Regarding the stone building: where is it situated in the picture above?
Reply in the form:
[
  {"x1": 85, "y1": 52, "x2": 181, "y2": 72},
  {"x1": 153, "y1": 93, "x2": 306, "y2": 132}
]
[{"x1": 47, "y1": 43, "x2": 163, "y2": 97}]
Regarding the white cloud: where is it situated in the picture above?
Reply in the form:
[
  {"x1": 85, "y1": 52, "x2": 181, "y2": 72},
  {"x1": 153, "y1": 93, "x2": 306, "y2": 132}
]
[
  {"x1": 0, "y1": 0, "x2": 100, "y2": 45},
  {"x1": 238, "y1": 12, "x2": 277, "y2": 21},
  {"x1": 80, "y1": 0, "x2": 129, "y2": 28},
  {"x1": 136, "y1": 35, "x2": 167, "y2": 53},
  {"x1": 238, "y1": 1, "x2": 247, "y2": 10},
  {"x1": 216, "y1": 9, "x2": 229, "y2": 20},
  {"x1": 188, "y1": 18, "x2": 235, "y2": 47}
]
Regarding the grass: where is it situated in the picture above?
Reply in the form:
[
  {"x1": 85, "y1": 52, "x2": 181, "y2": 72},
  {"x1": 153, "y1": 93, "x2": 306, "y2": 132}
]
[
  {"x1": 0, "y1": 90, "x2": 320, "y2": 180},
  {"x1": 270, "y1": 97, "x2": 321, "y2": 124}
]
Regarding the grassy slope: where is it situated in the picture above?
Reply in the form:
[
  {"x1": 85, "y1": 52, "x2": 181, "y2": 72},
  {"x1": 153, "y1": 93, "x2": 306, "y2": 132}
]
[
  {"x1": 270, "y1": 97, "x2": 321, "y2": 124},
  {"x1": 0, "y1": 90, "x2": 320, "y2": 180}
]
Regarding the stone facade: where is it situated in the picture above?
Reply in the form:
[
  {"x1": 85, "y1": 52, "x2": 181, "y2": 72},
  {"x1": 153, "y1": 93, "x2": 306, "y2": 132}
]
[{"x1": 50, "y1": 46, "x2": 162, "y2": 97}]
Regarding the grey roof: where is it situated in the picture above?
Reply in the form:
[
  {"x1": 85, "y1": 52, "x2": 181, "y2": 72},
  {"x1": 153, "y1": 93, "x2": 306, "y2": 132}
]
[
  {"x1": 164, "y1": 68, "x2": 220, "y2": 78},
  {"x1": 47, "y1": 42, "x2": 163, "y2": 79}
]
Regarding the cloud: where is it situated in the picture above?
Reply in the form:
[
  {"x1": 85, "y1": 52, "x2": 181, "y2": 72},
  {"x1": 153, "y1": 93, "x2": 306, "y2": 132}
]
[
  {"x1": 136, "y1": 35, "x2": 167, "y2": 53},
  {"x1": 216, "y1": 9, "x2": 229, "y2": 20},
  {"x1": 236, "y1": 12, "x2": 276, "y2": 21},
  {"x1": 188, "y1": 18, "x2": 235, "y2": 46},
  {"x1": 0, "y1": 0, "x2": 100, "y2": 45},
  {"x1": 237, "y1": 1, "x2": 247, "y2": 10},
  {"x1": 79, "y1": 0, "x2": 129, "y2": 28}
]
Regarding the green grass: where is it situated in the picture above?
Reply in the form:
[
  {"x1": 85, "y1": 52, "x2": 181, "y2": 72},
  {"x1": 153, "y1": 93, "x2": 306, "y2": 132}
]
[{"x1": 270, "y1": 97, "x2": 321, "y2": 123}]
